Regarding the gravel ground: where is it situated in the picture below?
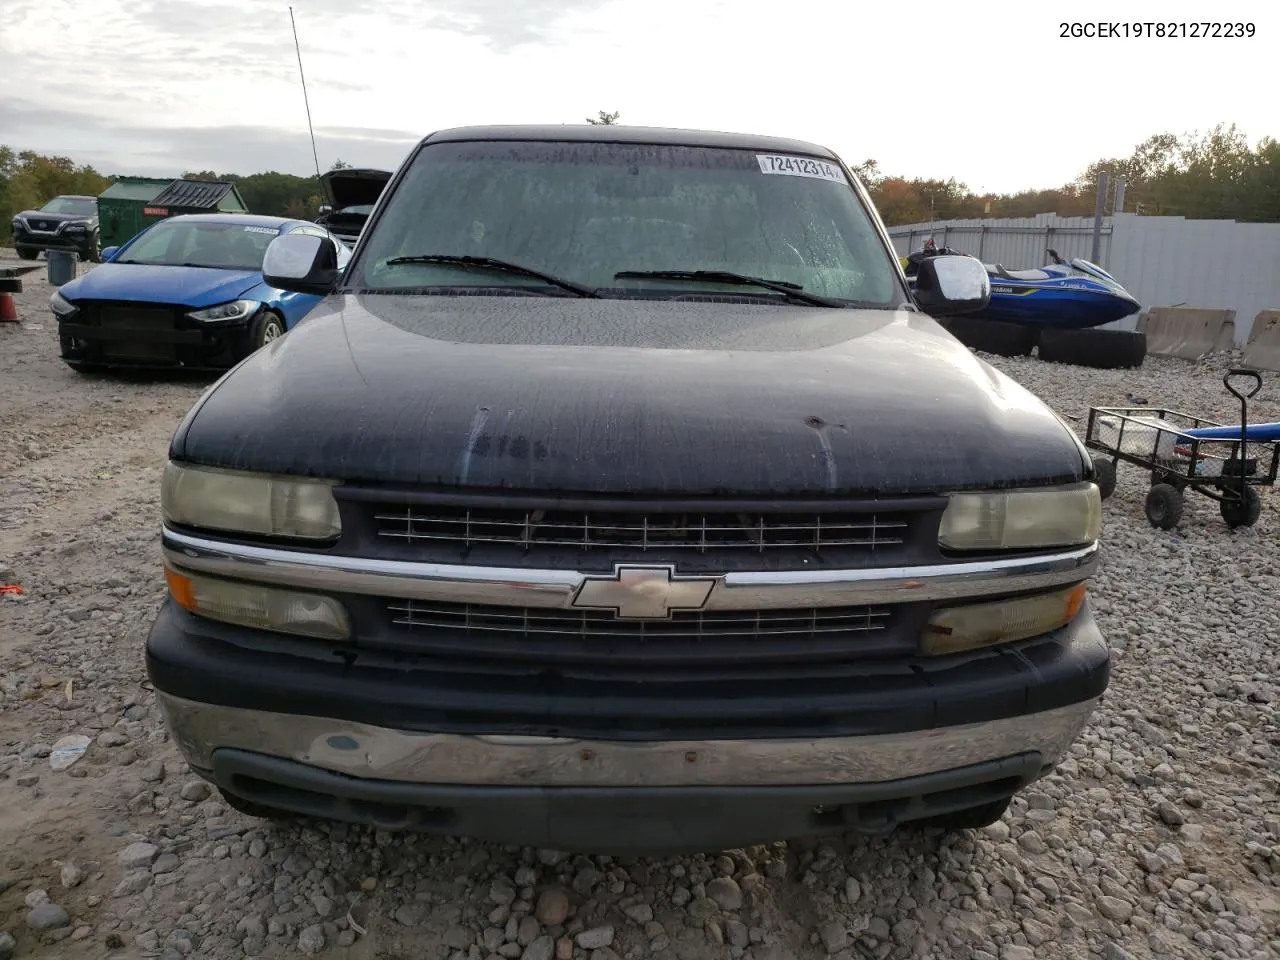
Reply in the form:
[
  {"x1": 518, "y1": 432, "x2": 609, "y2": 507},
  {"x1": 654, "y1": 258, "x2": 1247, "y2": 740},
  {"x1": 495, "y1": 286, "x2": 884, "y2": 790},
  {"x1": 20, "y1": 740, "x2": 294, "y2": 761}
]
[{"x1": 1, "y1": 250, "x2": 1278, "y2": 960}]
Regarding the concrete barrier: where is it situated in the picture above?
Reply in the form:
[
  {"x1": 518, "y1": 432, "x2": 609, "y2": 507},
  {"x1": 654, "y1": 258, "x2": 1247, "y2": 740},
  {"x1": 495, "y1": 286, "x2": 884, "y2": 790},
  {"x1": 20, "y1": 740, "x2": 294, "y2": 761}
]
[
  {"x1": 1137, "y1": 307, "x2": 1236, "y2": 361},
  {"x1": 1243, "y1": 310, "x2": 1280, "y2": 372}
]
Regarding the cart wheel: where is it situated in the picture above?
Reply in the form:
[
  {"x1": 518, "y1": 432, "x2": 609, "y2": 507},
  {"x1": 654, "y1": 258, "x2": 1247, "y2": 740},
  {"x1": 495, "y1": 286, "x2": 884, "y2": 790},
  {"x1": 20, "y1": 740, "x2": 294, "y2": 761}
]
[
  {"x1": 1220, "y1": 485, "x2": 1262, "y2": 529},
  {"x1": 1091, "y1": 457, "x2": 1117, "y2": 500},
  {"x1": 1145, "y1": 484, "x2": 1184, "y2": 530}
]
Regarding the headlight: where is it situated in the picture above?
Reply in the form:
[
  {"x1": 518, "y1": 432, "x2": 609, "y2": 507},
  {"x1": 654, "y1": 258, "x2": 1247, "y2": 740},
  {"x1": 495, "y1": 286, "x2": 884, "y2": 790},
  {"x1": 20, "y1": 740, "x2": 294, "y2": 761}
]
[
  {"x1": 162, "y1": 462, "x2": 341, "y2": 540},
  {"x1": 922, "y1": 583, "x2": 1087, "y2": 656},
  {"x1": 186, "y1": 299, "x2": 262, "y2": 322},
  {"x1": 64, "y1": 223, "x2": 87, "y2": 233},
  {"x1": 165, "y1": 566, "x2": 350, "y2": 640},
  {"x1": 50, "y1": 290, "x2": 79, "y2": 318},
  {"x1": 938, "y1": 482, "x2": 1101, "y2": 551}
]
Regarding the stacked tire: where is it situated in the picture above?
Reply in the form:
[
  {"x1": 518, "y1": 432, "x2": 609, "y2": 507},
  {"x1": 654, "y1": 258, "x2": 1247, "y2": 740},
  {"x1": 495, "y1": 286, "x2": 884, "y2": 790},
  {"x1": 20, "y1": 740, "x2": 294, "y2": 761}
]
[
  {"x1": 937, "y1": 317, "x2": 1038, "y2": 358},
  {"x1": 1037, "y1": 327, "x2": 1147, "y2": 370}
]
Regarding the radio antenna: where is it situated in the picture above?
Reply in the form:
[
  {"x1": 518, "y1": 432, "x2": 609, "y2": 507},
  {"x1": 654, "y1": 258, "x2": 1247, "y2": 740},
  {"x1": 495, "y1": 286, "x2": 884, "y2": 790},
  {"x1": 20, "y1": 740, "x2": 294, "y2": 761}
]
[{"x1": 289, "y1": 5, "x2": 322, "y2": 179}]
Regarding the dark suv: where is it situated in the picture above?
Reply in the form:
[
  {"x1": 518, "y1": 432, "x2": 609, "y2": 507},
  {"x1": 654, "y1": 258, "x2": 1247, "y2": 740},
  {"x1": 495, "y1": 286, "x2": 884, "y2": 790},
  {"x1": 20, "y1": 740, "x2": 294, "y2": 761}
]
[
  {"x1": 145, "y1": 125, "x2": 1109, "y2": 854},
  {"x1": 11, "y1": 195, "x2": 102, "y2": 262}
]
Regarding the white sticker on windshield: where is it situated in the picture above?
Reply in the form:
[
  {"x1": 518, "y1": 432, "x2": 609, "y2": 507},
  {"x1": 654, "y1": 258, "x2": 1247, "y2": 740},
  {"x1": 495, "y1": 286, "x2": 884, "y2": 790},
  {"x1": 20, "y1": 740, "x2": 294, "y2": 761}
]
[
  {"x1": 243, "y1": 226, "x2": 276, "y2": 234},
  {"x1": 756, "y1": 154, "x2": 848, "y2": 184}
]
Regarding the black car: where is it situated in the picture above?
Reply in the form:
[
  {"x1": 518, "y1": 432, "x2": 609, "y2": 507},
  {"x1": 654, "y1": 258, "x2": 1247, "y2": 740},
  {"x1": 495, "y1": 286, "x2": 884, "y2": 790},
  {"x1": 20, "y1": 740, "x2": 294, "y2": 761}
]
[
  {"x1": 314, "y1": 168, "x2": 391, "y2": 246},
  {"x1": 11, "y1": 195, "x2": 102, "y2": 262},
  {"x1": 146, "y1": 125, "x2": 1110, "y2": 854}
]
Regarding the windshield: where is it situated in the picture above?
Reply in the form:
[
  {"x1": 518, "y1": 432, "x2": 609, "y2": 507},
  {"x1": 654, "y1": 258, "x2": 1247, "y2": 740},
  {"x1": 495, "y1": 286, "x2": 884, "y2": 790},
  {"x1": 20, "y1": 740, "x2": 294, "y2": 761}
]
[
  {"x1": 117, "y1": 219, "x2": 280, "y2": 270},
  {"x1": 41, "y1": 197, "x2": 97, "y2": 217},
  {"x1": 350, "y1": 141, "x2": 902, "y2": 305},
  {"x1": 1069, "y1": 258, "x2": 1118, "y2": 283}
]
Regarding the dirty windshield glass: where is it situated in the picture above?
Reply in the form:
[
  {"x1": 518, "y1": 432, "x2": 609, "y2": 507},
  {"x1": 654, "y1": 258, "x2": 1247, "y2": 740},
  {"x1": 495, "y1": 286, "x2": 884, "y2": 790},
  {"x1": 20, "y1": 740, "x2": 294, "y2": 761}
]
[
  {"x1": 42, "y1": 197, "x2": 98, "y2": 217},
  {"x1": 117, "y1": 220, "x2": 280, "y2": 271},
  {"x1": 351, "y1": 141, "x2": 900, "y2": 305}
]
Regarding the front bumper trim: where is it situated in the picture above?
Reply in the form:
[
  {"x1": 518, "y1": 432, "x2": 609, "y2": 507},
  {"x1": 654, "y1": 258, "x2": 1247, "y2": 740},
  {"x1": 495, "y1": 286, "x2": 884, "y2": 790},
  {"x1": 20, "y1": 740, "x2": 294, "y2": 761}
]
[
  {"x1": 205, "y1": 747, "x2": 1046, "y2": 851},
  {"x1": 157, "y1": 691, "x2": 1099, "y2": 788},
  {"x1": 161, "y1": 526, "x2": 1100, "y2": 611}
]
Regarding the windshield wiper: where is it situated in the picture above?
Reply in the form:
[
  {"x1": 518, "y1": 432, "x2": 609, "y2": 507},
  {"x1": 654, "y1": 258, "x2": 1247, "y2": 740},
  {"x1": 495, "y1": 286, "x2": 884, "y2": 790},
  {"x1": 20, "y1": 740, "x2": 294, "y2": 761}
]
[
  {"x1": 383, "y1": 255, "x2": 600, "y2": 298},
  {"x1": 613, "y1": 270, "x2": 844, "y2": 307}
]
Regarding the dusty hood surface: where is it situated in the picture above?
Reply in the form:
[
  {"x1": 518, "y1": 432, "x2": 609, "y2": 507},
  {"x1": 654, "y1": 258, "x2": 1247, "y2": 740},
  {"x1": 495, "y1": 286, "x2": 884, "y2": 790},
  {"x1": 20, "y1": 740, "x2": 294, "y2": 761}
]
[{"x1": 173, "y1": 294, "x2": 1088, "y2": 496}]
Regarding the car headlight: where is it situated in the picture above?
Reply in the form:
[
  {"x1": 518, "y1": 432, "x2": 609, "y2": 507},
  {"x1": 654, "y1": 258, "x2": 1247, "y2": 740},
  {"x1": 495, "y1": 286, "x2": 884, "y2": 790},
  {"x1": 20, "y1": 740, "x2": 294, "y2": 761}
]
[
  {"x1": 164, "y1": 566, "x2": 350, "y2": 640},
  {"x1": 162, "y1": 462, "x2": 341, "y2": 540},
  {"x1": 186, "y1": 299, "x2": 262, "y2": 322},
  {"x1": 938, "y1": 482, "x2": 1101, "y2": 551},
  {"x1": 922, "y1": 583, "x2": 1087, "y2": 656},
  {"x1": 11, "y1": 218, "x2": 23, "y2": 230},
  {"x1": 64, "y1": 223, "x2": 87, "y2": 233},
  {"x1": 50, "y1": 290, "x2": 80, "y2": 318}
]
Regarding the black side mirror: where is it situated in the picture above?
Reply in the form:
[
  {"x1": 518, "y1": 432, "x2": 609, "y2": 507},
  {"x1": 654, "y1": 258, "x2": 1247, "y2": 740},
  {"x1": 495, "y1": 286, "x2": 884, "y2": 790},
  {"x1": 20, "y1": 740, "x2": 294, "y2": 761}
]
[
  {"x1": 912, "y1": 254, "x2": 991, "y2": 317},
  {"x1": 263, "y1": 233, "x2": 341, "y2": 296}
]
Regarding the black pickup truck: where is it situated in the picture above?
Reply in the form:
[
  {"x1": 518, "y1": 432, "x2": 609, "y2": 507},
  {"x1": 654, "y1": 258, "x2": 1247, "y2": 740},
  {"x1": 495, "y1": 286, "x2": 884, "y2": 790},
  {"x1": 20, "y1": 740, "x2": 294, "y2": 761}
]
[{"x1": 146, "y1": 125, "x2": 1109, "y2": 854}]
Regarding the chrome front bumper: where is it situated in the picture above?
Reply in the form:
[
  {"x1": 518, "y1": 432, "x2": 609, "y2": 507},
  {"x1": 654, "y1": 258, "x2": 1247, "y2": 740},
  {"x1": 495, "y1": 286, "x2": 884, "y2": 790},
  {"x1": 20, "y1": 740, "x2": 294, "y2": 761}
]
[{"x1": 157, "y1": 691, "x2": 1099, "y2": 788}]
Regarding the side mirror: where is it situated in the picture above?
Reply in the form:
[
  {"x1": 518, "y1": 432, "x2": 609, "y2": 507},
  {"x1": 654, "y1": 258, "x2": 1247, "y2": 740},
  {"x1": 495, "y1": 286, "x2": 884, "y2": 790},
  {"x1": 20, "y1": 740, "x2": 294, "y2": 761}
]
[
  {"x1": 262, "y1": 233, "x2": 341, "y2": 296},
  {"x1": 317, "y1": 204, "x2": 332, "y2": 215},
  {"x1": 101, "y1": 246, "x2": 120, "y2": 262},
  {"x1": 912, "y1": 254, "x2": 991, "y2": 316}
]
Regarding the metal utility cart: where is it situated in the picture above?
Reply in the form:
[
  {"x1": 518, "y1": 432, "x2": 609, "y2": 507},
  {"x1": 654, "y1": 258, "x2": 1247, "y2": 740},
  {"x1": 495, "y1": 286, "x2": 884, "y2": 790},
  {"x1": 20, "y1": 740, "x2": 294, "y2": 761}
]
[{"x1": 1084, "y1": 369, "x2": 1278, "y2": 530}]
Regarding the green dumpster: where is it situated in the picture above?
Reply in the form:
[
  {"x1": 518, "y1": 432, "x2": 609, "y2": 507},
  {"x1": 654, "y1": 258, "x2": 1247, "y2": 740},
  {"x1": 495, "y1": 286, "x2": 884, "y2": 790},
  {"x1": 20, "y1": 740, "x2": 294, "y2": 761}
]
[
  {"x1": 97, "y1": 177, "x2": 172, "y2": 250},
  {"x1": 97, "y1": 177, "x2": 250, "y2": 250}
]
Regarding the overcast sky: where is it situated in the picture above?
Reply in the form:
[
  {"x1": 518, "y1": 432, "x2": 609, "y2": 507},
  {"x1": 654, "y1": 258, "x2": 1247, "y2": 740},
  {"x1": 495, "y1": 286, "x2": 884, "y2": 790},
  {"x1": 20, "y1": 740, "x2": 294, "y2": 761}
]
[{"x1": 0, "y1": 0, "x2": 1272, "y2": 194}]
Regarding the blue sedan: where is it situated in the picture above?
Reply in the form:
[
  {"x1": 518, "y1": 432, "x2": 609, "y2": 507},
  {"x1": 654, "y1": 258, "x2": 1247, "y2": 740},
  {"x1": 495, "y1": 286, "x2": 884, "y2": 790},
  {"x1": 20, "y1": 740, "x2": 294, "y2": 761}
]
[{"x1": 50, "y1": 213, "x2": 350, "y2": 373}]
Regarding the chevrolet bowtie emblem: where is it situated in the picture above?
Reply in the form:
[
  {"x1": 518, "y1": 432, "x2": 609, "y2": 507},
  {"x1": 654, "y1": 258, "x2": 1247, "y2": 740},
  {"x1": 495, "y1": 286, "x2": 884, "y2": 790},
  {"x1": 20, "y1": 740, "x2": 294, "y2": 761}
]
[{"x1": 571, "y1": 564, "x2": 719, "y2": 620}]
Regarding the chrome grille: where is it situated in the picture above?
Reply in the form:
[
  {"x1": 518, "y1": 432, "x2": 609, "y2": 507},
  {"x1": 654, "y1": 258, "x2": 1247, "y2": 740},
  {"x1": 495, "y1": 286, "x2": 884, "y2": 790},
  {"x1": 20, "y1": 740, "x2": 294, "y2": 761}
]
[
  {"x1": 373, "y1": 505, "x2": 910, "y2": 553},
  {"x1": 380, "y1": 598, "x2": 912, "y2": 666},
  {"x1": 388, "y1": 599, "x2": 891, "y2": 640}
]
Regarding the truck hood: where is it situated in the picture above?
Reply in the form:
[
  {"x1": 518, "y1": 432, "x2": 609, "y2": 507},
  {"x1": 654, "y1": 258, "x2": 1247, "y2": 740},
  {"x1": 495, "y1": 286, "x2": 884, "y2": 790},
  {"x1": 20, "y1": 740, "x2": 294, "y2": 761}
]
[
  {"x1": 174, "y1": 294, "x2": 1089, "y2": 496},
  {"x1": 319, "y1": 168, "x2": 391, "y2": 209}
]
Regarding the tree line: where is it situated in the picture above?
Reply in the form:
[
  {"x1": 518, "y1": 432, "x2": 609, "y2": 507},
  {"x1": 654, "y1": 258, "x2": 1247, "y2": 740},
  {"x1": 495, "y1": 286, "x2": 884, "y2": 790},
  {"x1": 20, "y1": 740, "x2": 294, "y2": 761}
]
[
  {"x1": 0, "y1": 147, "x2": 344, "y2": 245},
  {"x1": 3, "y1": 123, "x2": 1278, "y2": 248},
  {"x1": 855, "y1": 124, "x2": 1280, "y2": 227}
]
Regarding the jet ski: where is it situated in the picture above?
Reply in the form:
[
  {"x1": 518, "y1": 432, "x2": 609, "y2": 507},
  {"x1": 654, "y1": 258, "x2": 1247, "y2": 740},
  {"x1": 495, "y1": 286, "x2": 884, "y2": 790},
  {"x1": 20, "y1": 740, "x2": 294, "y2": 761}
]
[{"x1": 903, "y1": 244, "x2": 1141, "y2": 329}]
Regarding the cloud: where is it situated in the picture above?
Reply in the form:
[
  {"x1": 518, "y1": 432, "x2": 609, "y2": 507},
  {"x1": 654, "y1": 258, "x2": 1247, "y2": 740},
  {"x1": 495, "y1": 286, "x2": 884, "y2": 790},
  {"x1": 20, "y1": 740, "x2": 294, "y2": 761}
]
[
  {"x1": 130, "y1": 0, "x2": 610, "y2": 52},
  {"x1": 416, "y1": 0, "x2": 613, "y2": 49},
  {"x1": 315, "y1": 125, "x2": 424, "y2": 142},
  {"x1": 0, "y1": 98, "x2": 417, "y2": 178},
  {"x1": 1, "y1": 0, "x2": 1275, "y2": 194}
]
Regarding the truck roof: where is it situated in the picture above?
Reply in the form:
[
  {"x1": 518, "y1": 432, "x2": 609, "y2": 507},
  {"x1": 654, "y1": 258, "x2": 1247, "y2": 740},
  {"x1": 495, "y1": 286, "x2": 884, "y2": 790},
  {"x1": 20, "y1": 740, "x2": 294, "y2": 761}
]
[{"x1": 420, "y1": 124, "x2": 841, "y2": 161}]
